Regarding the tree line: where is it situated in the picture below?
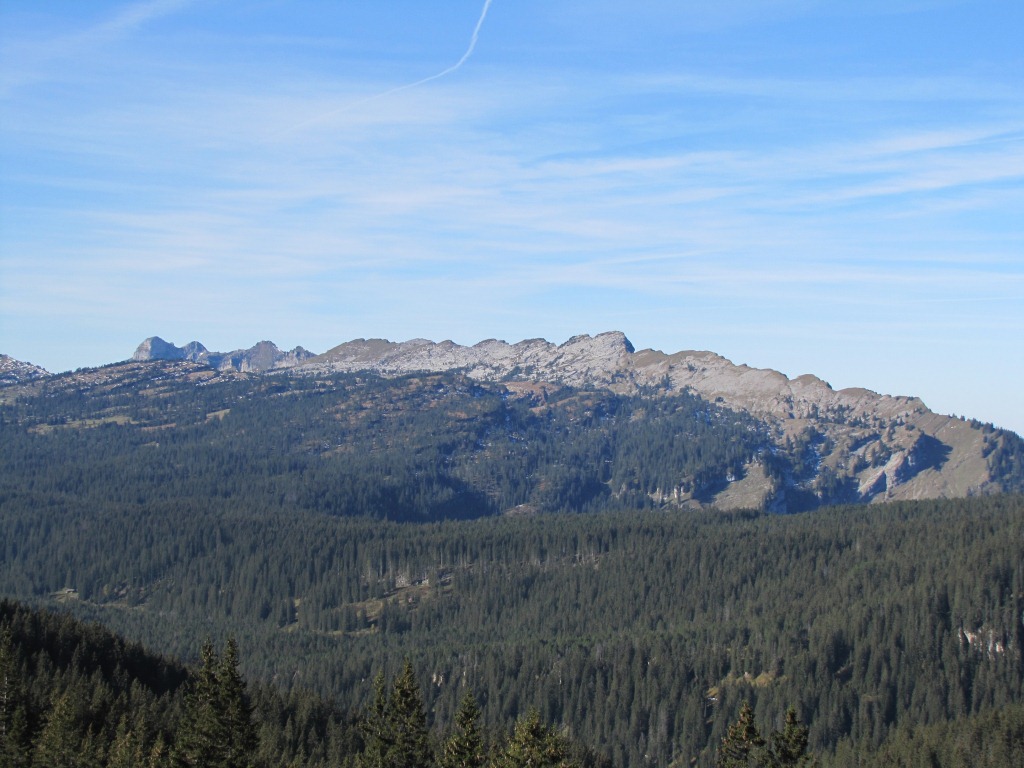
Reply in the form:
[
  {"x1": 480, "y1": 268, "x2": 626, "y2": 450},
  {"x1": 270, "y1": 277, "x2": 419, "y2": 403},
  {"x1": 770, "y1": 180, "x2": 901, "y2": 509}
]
[
  {"x1": 1, "y1": 601, "x2": 614, "y2": 767},
  {"x1": 0, "y1": 363, "x2": 839, "y2": 521},
  {"x1": 13, "y1": 600, "x2": 1016, "y2": 768},
  {"x1": 2, "y1": 496, "x2": 1022, "y2": 766}
]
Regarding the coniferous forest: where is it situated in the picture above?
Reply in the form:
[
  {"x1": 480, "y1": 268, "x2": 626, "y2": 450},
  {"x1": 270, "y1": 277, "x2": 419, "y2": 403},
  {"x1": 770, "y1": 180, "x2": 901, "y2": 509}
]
[{"x1": 1, "y1": 364, "x2": 1023, "y2": 765}]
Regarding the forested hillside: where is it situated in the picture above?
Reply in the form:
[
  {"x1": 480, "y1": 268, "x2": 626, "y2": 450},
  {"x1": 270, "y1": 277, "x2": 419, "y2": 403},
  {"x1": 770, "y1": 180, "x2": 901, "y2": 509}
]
[
  {"x1": 0, "y1": 362, "x2": 774, "y2": 519},
  {"x1": 7, "y1": 360, "x2": 1023, "y2": 521},
  {"x1": 2, "y1": 489, "x2": 1022, "y2": 766},
  {"x1": 2, "y1": 360, "x2": 1023, "y2": 764},
  {"x1": 1, "y1": 601, "x2": 611, "y2": 767}
]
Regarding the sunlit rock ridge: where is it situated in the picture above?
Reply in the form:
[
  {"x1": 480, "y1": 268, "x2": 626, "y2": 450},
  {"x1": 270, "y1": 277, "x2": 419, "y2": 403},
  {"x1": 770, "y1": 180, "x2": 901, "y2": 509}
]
[
  {"x1": 304, "y1": 331, "x2": 920, "y2": 422},
  {"x1": 35, "y1": 330, "x2": 1015, "y2": 511},
  {"x1": 133, "y1": 336, "x2": 315, "y2": 372},
  {"x1": 293, "y1": 331, "x2": 1016, "y2": 509}
]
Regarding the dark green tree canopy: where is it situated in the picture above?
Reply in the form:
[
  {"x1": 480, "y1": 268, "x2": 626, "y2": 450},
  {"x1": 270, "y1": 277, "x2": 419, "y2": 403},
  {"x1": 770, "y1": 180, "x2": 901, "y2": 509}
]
[
  {"x1": 439, "y1": 692, "x2": 487, "y2": 768},
  {"x1": 360, "y1": 661, "x2": 433, "y2": 768}
]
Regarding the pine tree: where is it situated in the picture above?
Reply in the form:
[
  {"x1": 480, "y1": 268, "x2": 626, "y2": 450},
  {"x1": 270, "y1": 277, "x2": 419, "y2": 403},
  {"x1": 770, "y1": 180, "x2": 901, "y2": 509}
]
[
  {"x1": 438, "y1": 692, "x2": 486, "y2": 768},
  {"x1": 768, "y1": 707, "x2": 812, "y2": 768},
  {"x1": 716, "y1": 702, "x2": 766, "y2": 768},
  {"x1": 0, "y1": 630, "x2": 29, "y2": 768},
  {"x1": 387, "y1": 661, "x2": 433, "y2": 768},
  {"x1": 493, "y1": 709, "x2": 578, "y2": 768}
]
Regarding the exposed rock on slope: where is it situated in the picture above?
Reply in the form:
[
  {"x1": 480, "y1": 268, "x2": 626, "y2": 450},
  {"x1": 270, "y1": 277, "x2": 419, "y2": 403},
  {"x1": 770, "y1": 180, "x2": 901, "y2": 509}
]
[
  {"x1": 301, "y1": 332, "x2": 919, "y2": 424},
  {"x1": 303, "y1": 332, "x2": 636, "y2": 388},
  {"x1": 118, "y1": 331, "x2": 1022, "y2": 511},
  {"x1": 0, "y1": 354, "x2": 50, "y2": 385},
  {"x1": 298, "y1": 332, "x2": 1020, "y2": 509},
  {"x1": 133, "y1": 336, "x2": 315, "y2": 372}
]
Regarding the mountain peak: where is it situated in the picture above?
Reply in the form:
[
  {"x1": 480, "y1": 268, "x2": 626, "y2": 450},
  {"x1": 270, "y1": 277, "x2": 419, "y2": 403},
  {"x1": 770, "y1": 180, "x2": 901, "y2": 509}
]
[
  {"x1": 133, "y1": 336, "x2": 188, "y2": 362},
  {"x1": 117, "y1": 330, "x2": 1020, "y2": 508},
  {"x1": 131, "y1": 337, "x2": 315, "y2": 372},
  {"x1": 309, "y1": 331, "x2": 636, "y2": 388},
  {"x1": 294, "y1": 331, "x2": 1018, "y2": 507}
]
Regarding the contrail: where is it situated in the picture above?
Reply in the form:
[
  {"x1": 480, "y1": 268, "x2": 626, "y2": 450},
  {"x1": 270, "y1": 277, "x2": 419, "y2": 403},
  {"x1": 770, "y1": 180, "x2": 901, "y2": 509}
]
[
  {"x1": 394, "y1": 0, "x2": 493, "y2": 92},
  {"x1": 281, "y1": 0, "x2": 494, "y2": 135}
]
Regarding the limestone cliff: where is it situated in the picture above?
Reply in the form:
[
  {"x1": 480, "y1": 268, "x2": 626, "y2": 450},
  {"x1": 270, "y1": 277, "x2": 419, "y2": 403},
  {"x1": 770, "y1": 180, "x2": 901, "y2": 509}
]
[
  {"x1": 132, "y1": 337, "x2": 315, "y2": 372},
  {"x1": 298, "y1": 332, "x2": 1018, "y2": 509}
]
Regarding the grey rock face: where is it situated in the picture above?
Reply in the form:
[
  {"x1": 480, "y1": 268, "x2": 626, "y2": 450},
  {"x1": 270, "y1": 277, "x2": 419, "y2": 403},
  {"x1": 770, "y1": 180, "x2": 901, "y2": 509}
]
[
  {"x1": 132, "y1": 336, "x2": 190, "y2": 362},
  {"x1": 304, "y1": 331, "x2": 637, "y2": 389},
  {"x1": 297, "y1": 331, "x2": 1014, "y2": 508},
  {"x1": 126, "y1": 330, "x2": 1017, "y2": 510},
  {"x1": 132, "y1": 337, "x2": 315, "y2": 372}
]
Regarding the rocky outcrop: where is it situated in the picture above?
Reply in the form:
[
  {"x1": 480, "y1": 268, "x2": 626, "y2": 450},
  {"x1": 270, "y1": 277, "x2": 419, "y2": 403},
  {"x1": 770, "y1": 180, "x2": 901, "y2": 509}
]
[
  {"x1": 132, "y1": 336, "x2": 194, "y2": 362},
  {"x1": 0, "y1": 354, "x2": 50, "y2": 385},
  {"x1": 125, "y1": 331, "x2": 1019, "y2": 510},
  {"x1": 132, "y1": 337, "x2": 315, "y2": 372},
  {"x1": 304, "y1": 332, "x2": 636, "y2": 388},
  {"x1": 300, "y1": 332, "x2": 920, "y2": 424},
  {"x1": 297, "y1": 332, "x2": 1018, "y2": 509}
]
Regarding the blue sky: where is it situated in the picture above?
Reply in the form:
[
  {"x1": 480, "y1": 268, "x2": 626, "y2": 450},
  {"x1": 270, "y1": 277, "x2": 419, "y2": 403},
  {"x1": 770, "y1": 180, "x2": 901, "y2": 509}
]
[{"x1": 1, "y1": 1, "x2": 1022, "y2": 435}]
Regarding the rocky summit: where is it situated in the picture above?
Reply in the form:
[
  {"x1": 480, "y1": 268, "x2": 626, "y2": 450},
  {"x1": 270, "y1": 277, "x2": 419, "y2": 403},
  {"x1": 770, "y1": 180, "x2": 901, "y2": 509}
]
[
  {"x1": 296, "y1": 332, "x2": 1019, "y2": 510},
  {"x1": 133, "y1": 336, "x2": 316, "y2": 372},
  {"x1": 9, "y1": 332, "x2": 1022, "y2": 513}
]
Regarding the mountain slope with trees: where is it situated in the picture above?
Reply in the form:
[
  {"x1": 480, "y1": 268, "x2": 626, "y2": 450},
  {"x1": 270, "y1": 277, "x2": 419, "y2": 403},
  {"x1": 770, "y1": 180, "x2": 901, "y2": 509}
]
[
  {"x1": 2, "y1": 493, "x2": 1022, "y2": 766},
  {"x1": 1, "y1": 351, "x2": 1023, "y2": 765},
  {"x1": 1, "y1": 601, "x2": 606, "y2": 768},
  {"x1": 2, "y1": 358, "x2": 1022, "y2": 520},
  {"x1": 10, "y1": 331, "x2": 1024, "y2": 510}
]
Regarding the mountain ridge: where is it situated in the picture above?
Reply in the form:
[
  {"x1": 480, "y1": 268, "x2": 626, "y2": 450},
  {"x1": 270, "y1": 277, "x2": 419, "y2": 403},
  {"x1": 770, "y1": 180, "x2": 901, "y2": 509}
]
[
  {"x1": 301, "y1": 331, "x2": 926, "y2": 422},
  {"x1": 292, "y1": 331, "x2": 1010, "y2": 509},
  {"x1": 132, "y1": 335, "x2": 316, "y2": 372},
  {"x1": 4, "y1": 332, "x2": 1021, "y2": 510},
  {"x1": 0, "y1": 353, "x2": 50, "y2": 385}
]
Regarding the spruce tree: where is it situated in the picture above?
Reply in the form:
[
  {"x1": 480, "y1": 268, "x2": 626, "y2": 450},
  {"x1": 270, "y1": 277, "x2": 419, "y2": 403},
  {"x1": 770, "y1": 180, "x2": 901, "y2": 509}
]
[
  {"x1": 387, "y1": 661, "x2": 433, "y2": 768},
  {"x1": 438, "y1": 692, "x2": 486, "y2": 768},
  {"x1": 716, "y1": 702, "x2": 766, "y2": 768},
  {"x1": 358, "y1": 672, "x2": 393, "y2": 768},
  {"x1": 359, "y1": 662, "x2": 433, "y2": 768},
  {"x1": 493, "y1": 709, "x2": 578, "y2": 768},
  {"x1": 30, "y1": 691, "x2": 84, "y2": 768},
  {"x1": 147, "y1": 733, "x2": 171, "y2": 768},
  {"x1": 174, "y1": 639, "x2": 257, "y2": 768},
  {"x1": 768, "y1": 707, "x2": 812, "y2": 767},
  {"x1": 0, "y1": 630, "x2": 29, "y2": 768},
  {"x1": 217, "y1": 639, "x2": 257, "y2": 767},
  {"x1": 0, "y1": 705, "x2": 28, "y2": 768},
  {"x1": 174, "y1": 641, "x2": 223, "y2": 767},
  {"x1": 107, "y1": 716, "x2": 145, "y2": 768}
]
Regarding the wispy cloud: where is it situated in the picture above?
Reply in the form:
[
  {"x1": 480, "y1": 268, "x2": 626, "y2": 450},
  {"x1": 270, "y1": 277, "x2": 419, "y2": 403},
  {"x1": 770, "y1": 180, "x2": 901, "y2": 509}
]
[
  {"x1": 277, "y1": 0, "x2": 494, "y2": 137},
  {"x1": 0, "y1": 0, "x2": 193, "y2": 96},
  {"x1": 2, "y1": 1, "x2": 1022, "y2": 431}
]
